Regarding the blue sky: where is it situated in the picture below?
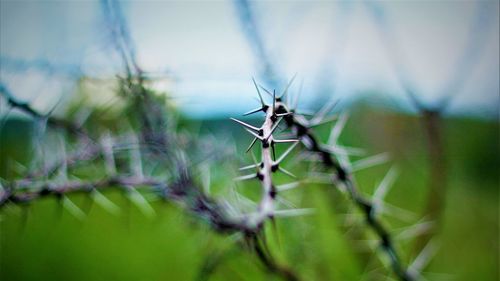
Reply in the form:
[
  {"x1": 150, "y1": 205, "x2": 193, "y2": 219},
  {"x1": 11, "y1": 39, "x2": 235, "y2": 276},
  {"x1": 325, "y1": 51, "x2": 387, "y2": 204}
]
[{"x1": 1, "y1": 0, "x2": 498, "y2": 118}]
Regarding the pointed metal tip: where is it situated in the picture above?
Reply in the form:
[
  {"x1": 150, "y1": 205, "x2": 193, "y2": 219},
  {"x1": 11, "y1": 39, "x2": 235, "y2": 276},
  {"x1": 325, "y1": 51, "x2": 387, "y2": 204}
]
[
  {"x1": 272, "y1": 89, "x2": 276, "y2": 114},
  {"x1": 275, "y1": 141, "x2": 300, "y2": 164},
  {"x1": 243, "y1": 107, "x2": 264, "y2": 116},
  {"x1": 278, "y1": 167, "x2": 297, "y2": 178},
  {"x1": 252, "y1": 77, "x2": 265, "y2": 106},
  {"x1": 276, "y1": 182, "x2": 300, "y2": 192},
  {"x1": 276, "y1": 112, "x2": 293, "y2": 117},
  {"x1": 239, "y1": 163, "x2": 259, "y2": 171},
  {"x1": 244, "y1": 128, "x2": 264, "y2": 140},
  {"x1": 273, "y1": 208, "x2": 315, "y2": 218},
  {"x1": 258, "y1": 84, "x2": 274, "y2": 97},
  {"x1": 230, "y1": 117, "x2": 260, "y2": 131},
  {"x1": 234, "y1": 174, "x2": 257, "y2": 181},
  {"x1": 245, "y1": 137, "x2": 258, "y2": 153},
  {"x1": 273, "y1": 139, "x2": 300, "y2": 144},
  {"x1": 280, "y1": 74, "x2": 297, "y2": 100}
]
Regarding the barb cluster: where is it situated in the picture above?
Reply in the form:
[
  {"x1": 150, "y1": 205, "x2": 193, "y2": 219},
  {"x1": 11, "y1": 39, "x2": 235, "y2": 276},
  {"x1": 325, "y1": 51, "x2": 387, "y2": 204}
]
[
  {"x1": 1, "y1": 73, "x2": 430, "y2": 281},
  {"x1": 231, "y1": 84, "x2": 302, "y2": 230},
  {"x1": 231, "y1": 76, "x2": 419, "y2": 281}
]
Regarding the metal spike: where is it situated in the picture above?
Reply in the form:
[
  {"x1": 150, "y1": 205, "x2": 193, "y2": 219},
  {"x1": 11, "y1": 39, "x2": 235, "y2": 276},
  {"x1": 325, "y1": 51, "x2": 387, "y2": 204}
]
[
  {"x1": 234, "y1": 174, "x2": 257, "y2": 181},
  {"x1": 373, "y1": 167, "x2": 398, "y2": 211},
  {"x1": 276, "y1": 182, "x2": 300, "y2": 192},
  {"x1": 291, "y1": 78, "x2": 304, "y2": 110},
  {"x1": 396, "y1": 221, "x2": 435, "y2": 241},
  {"x1": 351, "y1": 153, "x2": 390, "y2": 172},
  {"x1": 271, "y1": 142, "x2": 276, "y2": 161},
  {"x1": 230, "y1": 118, "x2": 260, "y2": 131},
  {"x1": 91, "y1": 189, "x2": 120, "y2": 215},
  {"x1": 258, "y1": 84, "x2": 274, "y2": 97},
  {"x1": 243, "y1": 107, "x2": 264, "y2": 116},
  {"x1": 272, "y1": 89, "x2": 276, "y2": 115},
  {"x1": 280, "y1": 73, "x2": 297, "y2": 100},
  {"x1": 278, "y1": 167, "x2": 297, "y2": 178},
  {"x1": 273, "y1": 208, "x2": 315, "y2": 217},
  {"x1": 409, "y1": 240, "x2": 439, "y2": 279},
  {"x1": 380, "y1": 202, "x2": 417, "y2": 222},
  {"x1": 244, "y1": 128, "x2": 263, "y2": 140},
  {"x1": 266, "y1": 117, "x2": 283, "y2": 139},
  {"x1": 252, "y1": 77, "x2": 265, "y2": 106},
  {"x1": 328, "y1": 112, "x2": 349, "y2": 145},
  {"x1": 127, "y1": 188, "x2": 155, "y2": 218},
  {"x1": 311, "y1": 99, "x2": 339, "y2": 125},
  {"x1": 246, "y1": 137, "x2": 258, "y2": 152},
  {"x1": 239, "y1": 163, "x2": 260, "y2": 171},
  {"x1": 275, "y1": 141, "x2": 299, "y2": 164},
  {"x1": 309, "y1": 114, "x2": 338, "y2": 127},
  {"x1": 62, "y1": 196, "x2": 86, "y2": 220},
  {"x1": 273, "y1": 139, "x2": 299, "y2": 144},
  {"x1": 46, "y1": 95, "x2": 65, "y2": 117},
  {"x1": 276, "y1": 112, "x2": 293, "y2": 117}
]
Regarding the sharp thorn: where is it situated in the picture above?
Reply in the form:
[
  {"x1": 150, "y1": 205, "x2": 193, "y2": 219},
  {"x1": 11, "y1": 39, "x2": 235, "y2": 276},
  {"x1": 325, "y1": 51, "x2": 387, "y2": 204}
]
[
  {"x1": 246, "y1": 137, "x2": 259, "y2": 152},
  {"x1": 91, "y1": 189, "x2": 120, "y2": 215},
  {"x1": 230, "y1": 117, "x2": 260, "y2": 131},
  {"x1": 61, "y1": 196, "x2": 86, "y2": 221},
  {"x1": 243, "y1": 107, "x2": 264, "y2": 116},
  {"x1": 373, "y1": 166, "x2": 398, "y2": 205},
  {"x1": 278, "y1": 167, "x2": 297, "y2": 178},
  {"x1": 252, "y1": 77, "x2": 265, "y2": 106},
  {"x1": 271, "y1": 142, "x2": 276, "y2": 161},
  {"x1": 351, "y1": 152, "x2": 390, "y2": 172},
  {"x1": 328, "y1": 112, "x2": 349, "y2": 145},
  {"x1": 272, "y1": 89, "x2": 276, "y2": 115},
  {"x1": 273, "y1": 208, "x2": 315, "y2": 217},
  {"x1": 280, "y1": 74, "x2": 297, "y2": 99},
  {"x1": 409, "y1": 240, "x2": 439, "y2": 276},
  {"x1": 258, "y1": 84, "x2": 273, "y2": 97},
  {"x1": 309, "y1": 115, "x2": 338, "y2": 127},
  {"x1": 234, "y1": 174, "x2": 257, "y2": 181},
  {"x1": 275, "y1": 141, "x2": 299, "y2": 164},
  {"x1": 292, "y1": 78, "x2": 303, "y2": 110},
  {"x1": 276, "y1": 182, "x2": 300, "y2": 192},
  {"x1": 314, "y1": 99, "x2": 339, "y2": 123},
  {"x1": 276, "y1": 112, "x2": 293, "y2": 117},
  {"x1": 239, "y1": 163, "x2": 260, "y2": 171},
  {"x1": 244, "y1": 128, "x2": 263, "y2": 140},
  {"x1": 266, "y1": 117, "x2": 283, "y2": 139},
  {"x1": 273, "y1": 139, "x2": 299, "y2": 144},
  {"x1": 127, "y1": 188, "x2": 156, "y2": 218}
]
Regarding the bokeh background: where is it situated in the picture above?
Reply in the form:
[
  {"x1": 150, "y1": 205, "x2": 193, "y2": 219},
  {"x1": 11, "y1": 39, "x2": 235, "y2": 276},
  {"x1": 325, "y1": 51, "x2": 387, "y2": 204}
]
[{"x1": 0, "y1": 1, "x2": 498, "y2": 281}]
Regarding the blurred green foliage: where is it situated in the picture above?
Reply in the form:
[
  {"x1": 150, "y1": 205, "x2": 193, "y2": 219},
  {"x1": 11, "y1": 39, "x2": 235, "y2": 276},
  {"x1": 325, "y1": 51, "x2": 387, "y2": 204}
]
[{"x1": 0, "y1": 108, "x2": 498, "y2": 281}]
